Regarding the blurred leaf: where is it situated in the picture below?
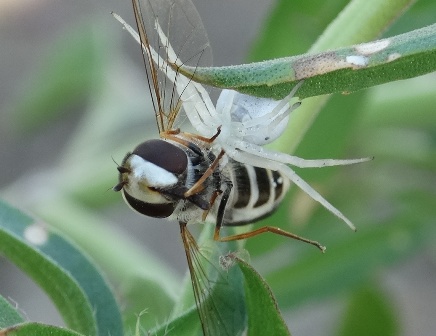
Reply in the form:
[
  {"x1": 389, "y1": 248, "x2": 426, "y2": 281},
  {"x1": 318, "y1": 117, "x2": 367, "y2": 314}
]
[
  {"x1": 31, "y1": 197, "x2": 178, "y2": 332},
  {"x1": 265, "y1": 189, "x2": 436, "y2": 310},
  {"x1": 0, "y1": 322, "x2": 84, "y2": 336},
  {"x1": 0, "y1": 295, "x2": 24, "y2": 328},
  {"x1": 12, "y1": 21, "x2": 106, "y2": 131},
  {"x1": 249, "y1": 0, "x2": 350, "y2": 60},
  {"x1": 337, "y1": 284, "x2": 398, "y2": 336},
  {"x1": 386, "y1": 0, "x2": 436, "y2": 36},
  {"x1": 0, "y1": 200, "x2": 123, "y2": 336},
  {"x1": 361, "y1": 74, "x2": 436, "y2": 129}
]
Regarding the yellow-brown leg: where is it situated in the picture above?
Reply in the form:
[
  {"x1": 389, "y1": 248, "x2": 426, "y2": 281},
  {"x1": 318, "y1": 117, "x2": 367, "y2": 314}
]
[
  {"x1": 214, "y1": 225, "x2": 326, "y2": 252},
  {"x1": 184, "y1": 149, "x2": 225, "y2": 198}
]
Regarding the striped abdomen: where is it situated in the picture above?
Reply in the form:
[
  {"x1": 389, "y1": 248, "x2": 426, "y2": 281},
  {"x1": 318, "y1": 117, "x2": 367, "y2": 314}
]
[{"x1": 223, "y1": 160, "x2": 290, "y2": 225}]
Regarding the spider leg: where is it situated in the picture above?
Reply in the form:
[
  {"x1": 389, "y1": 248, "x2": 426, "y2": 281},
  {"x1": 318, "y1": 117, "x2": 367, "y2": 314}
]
[
  {"x1": 154, "y1": 22, "x2": 219, "y2": 131},
  {"x1": 241, "y1": 81, "x2": 304, "y2": 130},
  {"x1": 223, "y1": 147, "x2": 357, "y2": 231},
  {"x1": 154, "y1": 21, "x2": 217, "y2": 119},
  {"x1": 242, "y1": 102, "x2": 300, "y2": 133},
  {"x1": 113, "y1": 14, "x2": 218, "y2": 136},
  {"x1": 229, "y1": 139, "x2": 372, "y2": 168},
  {"x1": 192, "y1": 81, "x2": 221, "y2": 120},
  {"x1": 243, "y1": 80, "x2": 304, "y2": 131},
  {"x1": 267, "y1": 80, "x2": 304, "y2": 119}
]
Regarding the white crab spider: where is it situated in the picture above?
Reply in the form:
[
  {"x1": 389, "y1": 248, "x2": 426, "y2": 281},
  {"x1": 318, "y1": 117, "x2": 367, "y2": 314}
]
[{"x1": 113, "y1": 13, "x2": 371, "y2": 231}]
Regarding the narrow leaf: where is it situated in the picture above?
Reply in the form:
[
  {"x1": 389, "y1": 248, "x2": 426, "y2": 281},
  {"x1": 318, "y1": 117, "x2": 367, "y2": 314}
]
[
  {"x1": 0, "y1": 322, "x2": 84, "y2": 336},
  {"x1": 0, "y1": 200, "x2": 123, "y2": 336},
  {"x1": 179, "y1": 24, "x2": 436, "y2": 99}
]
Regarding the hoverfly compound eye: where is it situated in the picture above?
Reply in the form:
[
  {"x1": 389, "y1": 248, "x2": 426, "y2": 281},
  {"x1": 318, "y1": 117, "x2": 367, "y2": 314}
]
[
  {"x1": 114, "y1": 139, "x2": 190, "y2": 219},
  {"x1": 132, "y1": 139, "x2": 188, "y2": 174},
  {"x1": 123, "y1": 191, "x2": 176, "y2": 218}
]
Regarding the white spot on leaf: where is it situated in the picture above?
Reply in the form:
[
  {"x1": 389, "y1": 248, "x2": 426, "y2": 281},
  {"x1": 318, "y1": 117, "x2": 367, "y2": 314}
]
[
  {"x1": 24, "y1": 223, "x2": 48, "y2": 246},
  {"x1": 346, "y1": 55, "x2": 368, "y2": 67}
]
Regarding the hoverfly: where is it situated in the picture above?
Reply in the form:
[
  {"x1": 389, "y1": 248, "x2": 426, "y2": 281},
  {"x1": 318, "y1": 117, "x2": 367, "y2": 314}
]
[{"x1": 112, "y1": 0, "x2": 370, "y2": 334}]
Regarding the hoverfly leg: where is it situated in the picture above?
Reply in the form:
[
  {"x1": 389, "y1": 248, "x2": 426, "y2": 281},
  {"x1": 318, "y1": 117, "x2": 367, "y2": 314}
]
[
  {"x1": 207, "y1": 126, "x2": 221, "y2": 143},
  {"x1": 178, "y1": 126, "x2": 222, "y2": 144},
  {"x1": 214, "y1": 223, "x2": 326, "y2": 253},
  {"x1": 213, "y1": 179, "x2": 233, "y2": 232},
  {"x1": 202, "y1": 189, "x2": 223, "y2": 221},
  {"x1": 160, "y1": 131, "x2": 204, "y2": 158},
  {"x1": 161, "y1": 128, "x2": 181, "y2": 136}
]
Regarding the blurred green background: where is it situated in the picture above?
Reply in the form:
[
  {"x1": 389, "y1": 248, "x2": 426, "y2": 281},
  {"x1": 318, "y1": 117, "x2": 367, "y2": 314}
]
[{"x1": 0, "y1": 0, "x2": 435, "y2": 335}]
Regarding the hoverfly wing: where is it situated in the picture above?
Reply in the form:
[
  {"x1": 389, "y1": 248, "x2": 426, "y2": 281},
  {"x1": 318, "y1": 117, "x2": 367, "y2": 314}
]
[
  {"x1": 179, "y1": 223, "x2": 246, "y2": 336},
  {"x1": 132, "y1": 0, "x2": 212, "y2": 133}
]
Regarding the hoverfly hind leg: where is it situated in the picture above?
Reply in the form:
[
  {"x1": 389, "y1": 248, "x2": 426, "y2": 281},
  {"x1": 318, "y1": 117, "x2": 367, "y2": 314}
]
[{"x1": 214, "y1": 223, "x2": 326, "y2": 253}]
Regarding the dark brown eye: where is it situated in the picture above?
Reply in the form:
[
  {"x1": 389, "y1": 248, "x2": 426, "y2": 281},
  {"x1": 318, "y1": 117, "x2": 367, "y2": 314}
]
[
  {"x1": 123, "y1": 190, "x2": 175, "y2": 218},
  {"x1": 132, "y1": 139, "x2": 187, "y2": 175}
]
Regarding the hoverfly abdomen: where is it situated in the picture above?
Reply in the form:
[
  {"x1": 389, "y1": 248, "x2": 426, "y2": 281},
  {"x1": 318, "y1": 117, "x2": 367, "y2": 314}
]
[{"x1": 222, "y1": 161, "x2": 290, "y2": 226}]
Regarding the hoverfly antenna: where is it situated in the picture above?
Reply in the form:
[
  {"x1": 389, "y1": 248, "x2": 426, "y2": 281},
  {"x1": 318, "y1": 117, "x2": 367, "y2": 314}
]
[
  {"x1": 112, "y1": 181, "x2": 126, "y2": 192},
  {"x1": 111, "y1": 156, "x2": 120, "y2": 166}
]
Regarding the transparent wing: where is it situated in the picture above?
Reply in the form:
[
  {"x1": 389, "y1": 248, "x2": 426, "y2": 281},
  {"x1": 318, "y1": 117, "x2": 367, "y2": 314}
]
[
  {"x1": 132, "y1": 0, "x2": 213, "y2": 133},
  {"x1": 179, "y1": 223, "x2": 246, "y2": 336}
]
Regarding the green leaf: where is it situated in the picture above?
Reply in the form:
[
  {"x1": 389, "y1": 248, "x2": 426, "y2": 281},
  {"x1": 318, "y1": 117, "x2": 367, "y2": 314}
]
[
  {"x1": 179, "y1": 24, "x2": 436, "y2": 100},
  {"x1": 0, "y1": 295, "x2": 24, "y2": 328},
  {"x1": 337, "y1": 284, "x2": 398, "y2": 336},
  {"x1": 0, "y1": 322, "x2": 84, "y2": 336},
  {"x1": 150, "y1": 305, "x2": 202, "y2": 336},
  {"x1": 237, "y1": 258, "x2": 290, "y2": 336},
  {"x1": 33, "y1": 197, "x2": 177, "y2": 332},
  {"x1": 0, "y1": 200, "x2": 123, "y2": 336}
]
